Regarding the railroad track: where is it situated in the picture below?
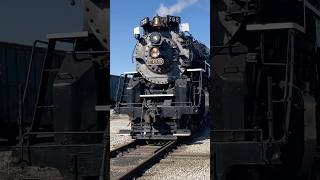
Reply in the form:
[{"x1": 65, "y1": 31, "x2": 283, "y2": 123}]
[
  {"x1": 110, "y1": 140, "x2": 177, "y2": 180},
  {"x1": 140, "y1": 151, "x2": 210, "y2": 180}
]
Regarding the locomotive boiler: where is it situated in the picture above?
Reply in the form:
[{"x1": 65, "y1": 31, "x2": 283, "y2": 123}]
[
  {"x1": 212, "y1": 0, "x2": 320, "y2": 179},
  {"x1": 116, "y1": 15, "x2": 210, "y2": 140}
]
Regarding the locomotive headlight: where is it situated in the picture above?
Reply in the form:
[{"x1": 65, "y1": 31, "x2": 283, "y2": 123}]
[
  {"x1": 152, "y1": 35, "x2": 160, "y2": 43},
  {"x1": 150, "y1": 47, "x2": 160, "y2": 58},
  {"x1": 150, "y1": 32, "x2": 161, "y2": 44}
]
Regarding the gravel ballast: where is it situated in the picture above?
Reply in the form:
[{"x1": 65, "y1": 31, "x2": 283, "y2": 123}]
[
  {"x1": 110, "y1": 110, "x2": 210, "y2": 179},
  {"x1": 110, "y1": 110, "x2": 133, "y2": 150},
  {"x1": 138, "y1": 127, "x2": 210, "y2": 180}
]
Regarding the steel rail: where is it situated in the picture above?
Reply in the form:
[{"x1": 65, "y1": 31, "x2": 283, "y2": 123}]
[
  {"x1": 110, "y1": 140, "x2": 177, "y2": 180},
  {"x1": 110, "y1": 141, "x2": 139, "y2": 158},
  {"x1": 117, "y1": 140, "x2": 177, "y2": 180}
]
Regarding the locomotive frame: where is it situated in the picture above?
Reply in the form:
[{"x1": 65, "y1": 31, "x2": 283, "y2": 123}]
[{"x1": 116, "y1": 65, "x2": 210, "y2": 140}]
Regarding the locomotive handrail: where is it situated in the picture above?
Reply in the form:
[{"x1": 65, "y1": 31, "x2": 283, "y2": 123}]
[
  {"x1": 187, "y1": 68, "x2": 205, "y2": 72},
  {"x1": 65, "y1": 50, "x2": 109, "y2": 54},
  {"x1": 20, "y1": 131, "x2": 106, "y2": 145},
  {"x1": 115, "y1": 74, "x2": 125, "y2": 106},
  {"x1": 118, "y1": 75, "x2": 202, "y2": 79},
  {"x1": 123, "y1": 71, "x2": 137, "y2": 74},
  {"x1": 19, "y1": 130, "x2": 106, "y2": 164},
  {"x1": 116, "y1": 69, "x2": 205, "y2": 108},
  {"x1": 211, "y1": 44, "x2": 241, "y2": 48},
  {"x1": 205, "y1": 61, "x2": 211, "y2": 77},
  {"x1": 140, "y1": 94, "x2": 174, "y2": 97},
  {"x1": 19, "y1": 40, "x2": 49, "y2": 152},
  {"x1": 117, "y1": 102, "x2": 193, "y2": 105},
  {"x1": 22, "y1": 131, "x2": 105, "y2": 136},
  {"x1": 306, "y1": 0, "x2": 320, "y2": 18},
  {"x1": 246, "y1": 22, "x2": 305, "y2": 33},
  {"x1": 212, "y1": 129, "x2": 263, "y2": 142},
  {"x1": 22, "y1": 40, "x2": 49, "y2": 105},
  {"x1": 17, "y1": 144, "x2": 104, "y2": 148}
]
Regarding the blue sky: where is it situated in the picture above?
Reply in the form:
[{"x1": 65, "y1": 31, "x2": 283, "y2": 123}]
[{"x1": 110, "y1": 0, "x2": 210, "y2": 75}]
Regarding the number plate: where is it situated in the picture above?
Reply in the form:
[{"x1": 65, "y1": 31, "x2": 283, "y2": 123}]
[
  {"x1": 167, "y1": 16, "x2": 181, "y2": 24},
  {"x1": 146, "y1": 58, "x2": 164, "y2": 65}
]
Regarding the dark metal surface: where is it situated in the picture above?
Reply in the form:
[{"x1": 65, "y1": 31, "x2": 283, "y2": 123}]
[
  {"x1": 110, "y1": 75, "x2": 123, "y2": 104},
  {"x1": 0, "y1": 42, "x2": 64, "y2": 124},
  {"x1": 81, "y1": 0, "x2": 109, "y2": 51},
  {"x1": 17, "y1": 144, "x2": 105, "y2": 178},
  {"x1": 211, "y1": 0, "x2": 320, "y2": 179},
  {"x1": 0, "y1": 0, "x2": 110, "y2": 179},
  {"x1": 0, "y1": 42, "x2": 64, "y2": 144},
  {"x1": 30, "y1": 39, "x2": 56, "y2": 132}
]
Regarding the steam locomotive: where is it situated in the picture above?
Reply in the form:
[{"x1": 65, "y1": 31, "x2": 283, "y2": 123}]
[
  {"x1": 212, "y1": 0, "x2": 320, "y2": 179},
  {"x1": 116, "y1": 15, "x2": 210, "y2": 140}
]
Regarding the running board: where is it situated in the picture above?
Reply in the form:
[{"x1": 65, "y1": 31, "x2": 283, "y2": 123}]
[
  {"x1": 140, "y1": 94, "x2": 174, "y2": 98},
  {"x1": 187, "y1": 68, "x2": 205, "y2": 72},
  {"x1": 118, "y1": 129, "x2": 131, "y2": 136},
  {"x1": 123, "y1": 71, "x2": 137, "y2": 75},
  {"x1": 173, "y1": 130, "x2": 191, "y2": 136}
]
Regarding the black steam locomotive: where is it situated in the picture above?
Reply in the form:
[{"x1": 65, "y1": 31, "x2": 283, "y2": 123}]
[
  {"x1": 212, "y1": 0, "x2": 320, "y2": 179},
  {"x1": 116, "y1": 15, "x2": 210, "y2": 140}
]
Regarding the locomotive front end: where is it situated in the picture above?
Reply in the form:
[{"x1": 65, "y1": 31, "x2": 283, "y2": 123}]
[
  {"x1": 116, "y1": 15, "x2": 209, "y2": 140},
  {"x1": 134, "y1": 15, "x2": 193, "y2": 84}
]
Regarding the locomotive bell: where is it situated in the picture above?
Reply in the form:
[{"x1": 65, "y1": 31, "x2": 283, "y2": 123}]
[{"x1": 153, "y1": 16, "x2": 161, "y2": 27}]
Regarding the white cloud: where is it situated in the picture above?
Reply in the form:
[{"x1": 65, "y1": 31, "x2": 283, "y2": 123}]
[{"x1": 156, "y1": 0, "x2": 199, "y2": 16}]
